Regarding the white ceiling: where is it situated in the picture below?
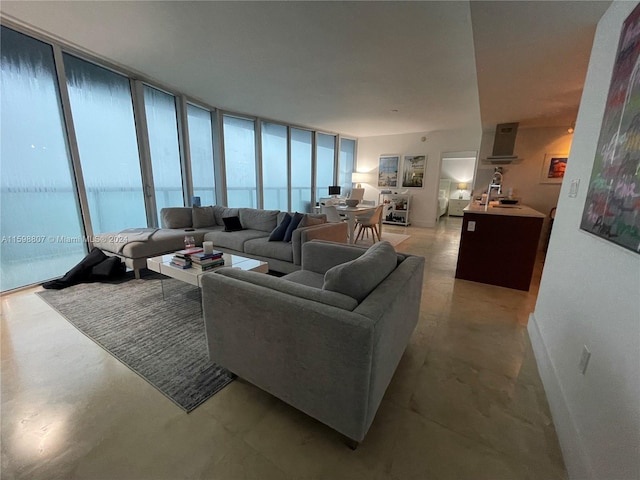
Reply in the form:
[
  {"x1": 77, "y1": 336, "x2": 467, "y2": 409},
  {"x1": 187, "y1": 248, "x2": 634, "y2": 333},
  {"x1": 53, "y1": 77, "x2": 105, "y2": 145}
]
[{"x1": 0, "y1": 1, "x2": 611, "y2": 138}]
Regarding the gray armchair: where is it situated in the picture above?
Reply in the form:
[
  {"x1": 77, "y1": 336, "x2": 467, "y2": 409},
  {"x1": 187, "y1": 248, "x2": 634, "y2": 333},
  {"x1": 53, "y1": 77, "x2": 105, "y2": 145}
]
[{"x1": 201, "y1": 240, "x2": 425, "y2": 446}]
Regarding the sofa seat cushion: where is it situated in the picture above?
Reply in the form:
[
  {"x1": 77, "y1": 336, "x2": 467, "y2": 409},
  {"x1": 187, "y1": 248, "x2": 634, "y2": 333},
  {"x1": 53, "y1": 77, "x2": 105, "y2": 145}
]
[
  {"x1": 239, "y1": 208, "x2": 279, "y2": 232},
  {"x1": 214, "y1": 268, "x2": 358, "y2": 311},
  {"x1": 244, "y1": 237, "x2": 293, "y2": 262},
  {"x1": 204, "y1": 228, "x2": 268, "y2": 252},
  {"x1": 282, "y1": 270, "x2": 324, "y2": 289},
  {"x1": 323, "y1": 241, "x2": 398, "y2": 302},
  {"x1": 96, "y1": 228, "x2": 214, "y2": 259}
]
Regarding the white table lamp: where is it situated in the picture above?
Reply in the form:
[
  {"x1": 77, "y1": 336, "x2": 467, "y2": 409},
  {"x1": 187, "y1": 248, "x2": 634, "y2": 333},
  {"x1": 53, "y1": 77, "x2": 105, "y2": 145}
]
[
  {"x1": 457, "y1": 182, "x2": 468, "y2": 199},
  {"x1": 351, "y1": 172, "x2": 368, "y2": 188}
]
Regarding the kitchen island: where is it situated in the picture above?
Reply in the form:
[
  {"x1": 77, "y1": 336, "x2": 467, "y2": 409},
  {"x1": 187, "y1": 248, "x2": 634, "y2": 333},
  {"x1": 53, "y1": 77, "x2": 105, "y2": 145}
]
[{"x1": 454, "y1": 203, "x2": 546, "y2": 291}]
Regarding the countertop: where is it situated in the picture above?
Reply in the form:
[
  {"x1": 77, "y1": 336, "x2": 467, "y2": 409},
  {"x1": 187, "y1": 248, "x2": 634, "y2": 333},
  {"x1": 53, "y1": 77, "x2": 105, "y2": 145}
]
[{"x1": 463, "y1": 202, "x2": 546, "y2": 218}]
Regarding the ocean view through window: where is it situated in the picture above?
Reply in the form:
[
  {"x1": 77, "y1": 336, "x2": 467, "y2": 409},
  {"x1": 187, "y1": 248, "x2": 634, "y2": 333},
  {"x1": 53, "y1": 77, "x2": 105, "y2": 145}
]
[{"x1": 1, "y1": 27, "x2": 86, "y2": 291}]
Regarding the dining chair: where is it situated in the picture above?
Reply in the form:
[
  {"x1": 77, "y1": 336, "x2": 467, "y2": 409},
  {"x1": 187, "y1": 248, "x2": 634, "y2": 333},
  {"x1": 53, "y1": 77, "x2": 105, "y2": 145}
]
[
  {"x1": 355, "y1": 205, "x2": 383, "y2": 243},
  {"x1": 321, "y1": 205, "x2": 345, "y2": 223}
]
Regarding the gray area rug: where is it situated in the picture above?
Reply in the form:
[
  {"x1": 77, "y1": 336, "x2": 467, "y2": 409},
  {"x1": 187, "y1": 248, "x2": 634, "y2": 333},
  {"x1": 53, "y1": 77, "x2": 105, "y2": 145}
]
[{"x1": 36, "y1": 273, "x2": 234, "y2": 412}]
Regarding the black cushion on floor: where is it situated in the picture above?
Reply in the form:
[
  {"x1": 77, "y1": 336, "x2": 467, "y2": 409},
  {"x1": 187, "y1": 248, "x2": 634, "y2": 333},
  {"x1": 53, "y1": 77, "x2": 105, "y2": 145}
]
[{"x1": 42, "y1": 248, "x2": 124, "y2": 289}]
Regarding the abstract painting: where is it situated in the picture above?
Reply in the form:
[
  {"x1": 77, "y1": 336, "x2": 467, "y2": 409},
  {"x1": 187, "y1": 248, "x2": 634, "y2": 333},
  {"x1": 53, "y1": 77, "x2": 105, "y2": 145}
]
[
  {"x1": 540, "y1": 153, "x2": 568, "y2": 184},
  {"x1": 580, "y1": 3, "x2": 640, "y2": 253}
]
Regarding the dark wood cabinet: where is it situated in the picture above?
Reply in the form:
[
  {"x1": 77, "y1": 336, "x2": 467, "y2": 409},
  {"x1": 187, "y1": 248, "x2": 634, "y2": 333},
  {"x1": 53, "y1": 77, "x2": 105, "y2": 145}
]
[{"x1": 455, "y1": 206, "x2": 545, "y2": 291}]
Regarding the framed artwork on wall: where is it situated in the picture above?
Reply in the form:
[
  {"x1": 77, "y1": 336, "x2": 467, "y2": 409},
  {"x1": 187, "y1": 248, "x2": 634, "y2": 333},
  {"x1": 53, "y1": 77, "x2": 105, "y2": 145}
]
[
  {"x1": 402, "y1": 155, "x2": 426, "y2": 188},
  {"x1": 378, "y1": 155, "x2": 399, "y2": 187},
  {"x1": 580, "y1": 2, "x2": 640, "y2": 254},
  {"x1": 540, "y1": 153, "x2": 568, "y2": 184}
]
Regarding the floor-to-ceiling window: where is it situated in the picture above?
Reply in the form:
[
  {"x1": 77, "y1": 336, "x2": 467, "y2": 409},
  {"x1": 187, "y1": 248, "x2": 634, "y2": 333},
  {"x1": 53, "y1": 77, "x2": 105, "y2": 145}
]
[
  {"x1": 261, "y1": 122, "x2": 288, "y2": 211},
  {"x1": 143, "y1": 85, "x2": 184, "y2": 222},
  {"x1": 290, "y1": 128, "x2": 313, "y2": 213},
  {"x1": 64, "y1": 54, "x2": 146, "y2": 233},
  {"x1": 0, "y1": 26, "x2": 86, "y2": 291},
  {"x1": 339, "y1": 138, "x2": 356, "y2": 197},
  {"x1": 316, "y1": 133, "x2": 336, "y2": 199},
  {"x1": 0, "y1": 24, "x2": 357, "y2": 290},
  {"x1": 223, "y1": 115, "x2": 257, "y2": 208},
  {"x1": 187, "y1": 104, "x2": 216, "y2": 206}
]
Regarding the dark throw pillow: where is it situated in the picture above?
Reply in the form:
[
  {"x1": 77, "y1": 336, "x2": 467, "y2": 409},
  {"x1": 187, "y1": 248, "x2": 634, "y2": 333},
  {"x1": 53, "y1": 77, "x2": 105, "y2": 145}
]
[
  {"x1": 283, "y1": 212, "x2": 304, "y2": 242},
  {"x1": 222, "y1": 215, "x2": 243, "y2": 232},
  {"x1": 269, "y1": 213, "x2": 292, "y2": 241}
]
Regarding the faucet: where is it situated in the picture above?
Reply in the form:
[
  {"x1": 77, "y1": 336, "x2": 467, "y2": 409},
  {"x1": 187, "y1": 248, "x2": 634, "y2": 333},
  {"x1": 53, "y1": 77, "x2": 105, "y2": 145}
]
[{"x1": 485, "y1": 170, "x2": 503, "y2": 211}]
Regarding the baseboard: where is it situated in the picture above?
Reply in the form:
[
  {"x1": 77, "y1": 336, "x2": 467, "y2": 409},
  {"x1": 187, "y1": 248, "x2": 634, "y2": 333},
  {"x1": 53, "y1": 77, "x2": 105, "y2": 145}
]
[{"x1": 527, "y1": 313, "x2": 595, "y2": 480}]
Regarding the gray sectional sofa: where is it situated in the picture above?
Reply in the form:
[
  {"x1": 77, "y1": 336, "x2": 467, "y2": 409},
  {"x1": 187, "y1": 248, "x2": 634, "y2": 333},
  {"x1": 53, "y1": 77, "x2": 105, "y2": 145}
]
[
  {"x1": 201, "y1": 240, "x2": 425, "y2": 446},
  {"x1": 93, "y1": 206, "x2": 348, "y2": 277}
]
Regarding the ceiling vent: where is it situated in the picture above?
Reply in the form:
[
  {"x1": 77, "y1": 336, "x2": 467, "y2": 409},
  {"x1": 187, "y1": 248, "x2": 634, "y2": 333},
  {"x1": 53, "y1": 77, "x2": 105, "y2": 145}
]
[{"x1": 484, "y1": 122, "x2": 521, "y2": 164}]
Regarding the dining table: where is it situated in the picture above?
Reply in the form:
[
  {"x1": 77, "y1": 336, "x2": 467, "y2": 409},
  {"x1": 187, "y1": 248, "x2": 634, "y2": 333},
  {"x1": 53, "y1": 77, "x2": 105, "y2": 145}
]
[{"x1": 334, "y1": 204, "x2": 382, "y2": 244}]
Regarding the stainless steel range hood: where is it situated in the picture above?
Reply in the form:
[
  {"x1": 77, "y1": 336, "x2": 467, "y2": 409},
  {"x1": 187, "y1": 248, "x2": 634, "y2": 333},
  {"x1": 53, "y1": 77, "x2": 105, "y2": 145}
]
[{"x1": 484, "y1": 122, "x2": 521, "y2": 164}]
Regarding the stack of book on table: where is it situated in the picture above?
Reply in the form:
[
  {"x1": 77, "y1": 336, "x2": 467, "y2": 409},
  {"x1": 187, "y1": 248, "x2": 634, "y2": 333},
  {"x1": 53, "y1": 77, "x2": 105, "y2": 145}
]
[
  {"x1": 190, "y1": 251, "x2": 225, "y2": 271},
  {"x1": 170, "y1": 247, "x2": 203, "y2": 269}
]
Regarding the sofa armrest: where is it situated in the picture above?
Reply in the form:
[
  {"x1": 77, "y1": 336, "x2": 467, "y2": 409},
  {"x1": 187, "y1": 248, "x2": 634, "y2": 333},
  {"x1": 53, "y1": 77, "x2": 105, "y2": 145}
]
[
  {"x1": 354, "y1": 255, "x2": 425, "y2": 433},
  {"x1": 201, "y1": 271, "x2": 374, "y2": 441},
  {"x1": 300, "y1": 240, "x2": 368, "y2": 274},
  {"x1": 291, "y1": 222, "x2": 348, "y2": 265}
]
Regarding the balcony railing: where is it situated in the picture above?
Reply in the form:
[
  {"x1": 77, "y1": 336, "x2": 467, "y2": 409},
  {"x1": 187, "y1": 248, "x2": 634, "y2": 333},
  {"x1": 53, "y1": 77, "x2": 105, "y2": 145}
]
[{"x1": 1, "y1": 184, "x2": 315, "y2": 290}]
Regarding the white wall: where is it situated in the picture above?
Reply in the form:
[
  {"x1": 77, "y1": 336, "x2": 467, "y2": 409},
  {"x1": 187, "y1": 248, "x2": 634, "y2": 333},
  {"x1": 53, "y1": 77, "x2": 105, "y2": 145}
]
[
  {"x1": 356, "y1": 129, "x2": 481, "y2": 227},
  {"x1": 529, "y1": 2, "x2": 640, "y2": 479}
]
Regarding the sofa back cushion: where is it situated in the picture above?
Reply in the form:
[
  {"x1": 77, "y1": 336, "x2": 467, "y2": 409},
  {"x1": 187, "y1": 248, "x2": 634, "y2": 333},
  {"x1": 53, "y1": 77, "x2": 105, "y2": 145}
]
[
  {"x1": 239, "y1": 208, "x2": 279, "y2": 232},
  {"x1": 298, "y1": 213, "x2": 327, "y2": 228},
  {"x1": 213, "y1": 206, "x2": 239, "y2": 226},
  {"x1": 192, "y1": 206, "x2": 216, "y2": 228},
  {"x1": 215, "y1": 267, "x2": 359, "y2": 311},
  {"x1": 161, "y1": 207, "x2": 192, "y2": 229},
  {"x1": 323, "y1": 241, "x2": 397, "y2": 302}
]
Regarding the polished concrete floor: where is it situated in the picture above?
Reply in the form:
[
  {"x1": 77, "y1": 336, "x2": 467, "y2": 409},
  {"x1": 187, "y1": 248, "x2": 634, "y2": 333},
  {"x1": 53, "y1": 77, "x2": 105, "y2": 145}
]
[{"x1": 1, "y1": 217, "x2": 567, "y2": 480}]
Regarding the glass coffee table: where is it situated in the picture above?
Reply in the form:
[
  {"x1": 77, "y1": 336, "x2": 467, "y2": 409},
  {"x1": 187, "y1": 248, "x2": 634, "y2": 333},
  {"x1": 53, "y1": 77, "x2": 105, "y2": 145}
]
[{"x1": 147, "y1": 252, "x2": 268, "y2": 299}]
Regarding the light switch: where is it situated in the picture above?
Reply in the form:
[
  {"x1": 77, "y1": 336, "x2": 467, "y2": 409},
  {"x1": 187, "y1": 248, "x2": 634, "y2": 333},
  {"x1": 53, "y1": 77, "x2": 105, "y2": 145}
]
[
  {"x1": 468, "y1": 221, "x2": 476, "y2": 232},
  {"x1": 569, "y1": 179, "x2": 580, "y2": 198}
]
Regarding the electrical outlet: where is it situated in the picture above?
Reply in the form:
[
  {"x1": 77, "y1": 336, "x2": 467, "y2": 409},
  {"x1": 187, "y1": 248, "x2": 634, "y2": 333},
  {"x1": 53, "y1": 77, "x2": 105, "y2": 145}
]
[
  {"x1": 468, "y1": 221, "x2": 476, "y2": 232},
  {"x1": 579, "y1": 345, "x2": 591, "y2": 375},
  {"x1": 569, "y1": 179, "x2": 580, "y2": 198}
]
